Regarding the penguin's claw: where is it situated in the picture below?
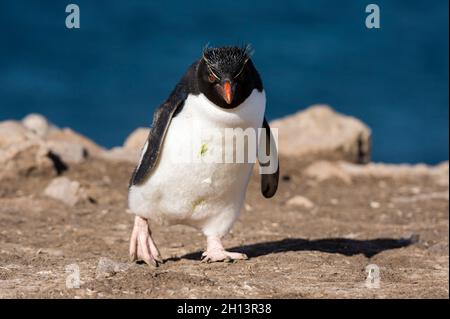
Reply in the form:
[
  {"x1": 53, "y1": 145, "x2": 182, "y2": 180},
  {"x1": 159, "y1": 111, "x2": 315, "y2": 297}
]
[
  {"x1": 129, "y1": 216, "x2": 162, "y2": 267},
  {"x1": 201, "y1": 250, "x2": 248, "y2": 263}
]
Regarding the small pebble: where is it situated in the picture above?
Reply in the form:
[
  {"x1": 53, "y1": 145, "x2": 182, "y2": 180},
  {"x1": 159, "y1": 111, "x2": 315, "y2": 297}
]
[{"x1": 370, "y1": 201, "x2": 380, "y2": 209}]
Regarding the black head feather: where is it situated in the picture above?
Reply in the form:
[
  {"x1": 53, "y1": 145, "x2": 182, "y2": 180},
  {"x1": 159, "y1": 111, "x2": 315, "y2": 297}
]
[
  {"x1": 202, "y1": 45, "x2": 253, "y2": 78},
  {"x1": 197, "y1": 44, "x2": 262, "y2": 109}
]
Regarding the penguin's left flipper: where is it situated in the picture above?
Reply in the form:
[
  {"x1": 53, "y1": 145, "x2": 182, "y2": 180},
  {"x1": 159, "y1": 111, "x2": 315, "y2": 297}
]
[
  {"x1": 259, "y1": 118, "x2": 279, "y2": 198},
  {"x1": 129, "y1": 85, "x2": 187, "y2": 187}
]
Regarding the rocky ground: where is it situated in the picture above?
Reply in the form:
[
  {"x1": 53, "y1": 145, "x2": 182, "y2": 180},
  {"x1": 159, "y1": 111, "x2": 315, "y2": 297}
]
[{"x1": 0, "y1": 107, "x2": 448, "y2": 299}]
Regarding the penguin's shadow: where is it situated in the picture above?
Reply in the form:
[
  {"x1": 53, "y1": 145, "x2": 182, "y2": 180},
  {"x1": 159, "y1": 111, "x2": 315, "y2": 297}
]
[{"x1": 174, "y1": 235, "x2": 419, "y2": 261}]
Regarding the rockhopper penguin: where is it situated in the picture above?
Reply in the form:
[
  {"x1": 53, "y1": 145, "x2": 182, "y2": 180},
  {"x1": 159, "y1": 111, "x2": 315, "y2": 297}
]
[{"x1": 128, "y1": 45, "x2": 279, "y2": 265}]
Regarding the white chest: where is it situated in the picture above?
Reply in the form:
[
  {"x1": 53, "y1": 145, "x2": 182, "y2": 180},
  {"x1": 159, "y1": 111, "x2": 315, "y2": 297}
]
[
  {"x1": 129, "y1": 89, "x2": 266, "y2": 227},
  {"x1": 165, "y1": 90, "x2": 266, "y2": 163}
]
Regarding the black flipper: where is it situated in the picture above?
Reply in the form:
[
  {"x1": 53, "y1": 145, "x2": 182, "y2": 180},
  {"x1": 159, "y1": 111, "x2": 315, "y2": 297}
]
[
  {"x1": 259, "y1": 118, "x2": 279, "y2": 198},
  {"x1": 129, "y1": 63, "x2": 198, "y2": 186}
]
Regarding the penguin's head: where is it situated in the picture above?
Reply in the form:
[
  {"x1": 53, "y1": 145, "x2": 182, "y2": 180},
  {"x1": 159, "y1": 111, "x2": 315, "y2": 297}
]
[{"x1": 198, "y1": 45, "x2": 261, "y2": 109}]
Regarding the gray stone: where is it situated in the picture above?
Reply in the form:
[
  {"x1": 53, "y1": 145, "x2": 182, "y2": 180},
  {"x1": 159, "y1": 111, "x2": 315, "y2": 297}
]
[
  {"x1": 22, "y1": 114, "x2": 50, "y2": 138},
  {"x1": 95, "y1": 257, "x2": 130, "y2": 279},
  {"x1": 286, "y1": 195, "x2": 315, "y2": 209},
  {"x1": 44, "y1": 177, "x2": 82, "y2": 206}
]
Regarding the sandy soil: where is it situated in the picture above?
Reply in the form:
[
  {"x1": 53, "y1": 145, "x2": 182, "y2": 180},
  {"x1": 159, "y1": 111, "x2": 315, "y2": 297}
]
[{"x1": 0, "y1": 157, "x2": 448, "y2": 298}]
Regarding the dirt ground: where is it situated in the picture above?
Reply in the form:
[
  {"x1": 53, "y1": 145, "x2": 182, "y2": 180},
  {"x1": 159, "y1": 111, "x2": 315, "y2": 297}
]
[{"x1": 0, "y1": 156, "x2": 448, "y2": 299}]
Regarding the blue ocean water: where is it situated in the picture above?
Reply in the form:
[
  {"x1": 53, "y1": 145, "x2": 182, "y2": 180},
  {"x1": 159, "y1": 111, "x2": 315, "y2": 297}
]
[{"x1": 0, "y1": 0, "x2": 448, "y2": 164}]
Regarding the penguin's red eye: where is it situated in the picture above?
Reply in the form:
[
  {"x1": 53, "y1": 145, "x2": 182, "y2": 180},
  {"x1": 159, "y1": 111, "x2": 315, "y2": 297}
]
[{"x1": 208, "y1": 73, "x2": 216, "y2": 83}]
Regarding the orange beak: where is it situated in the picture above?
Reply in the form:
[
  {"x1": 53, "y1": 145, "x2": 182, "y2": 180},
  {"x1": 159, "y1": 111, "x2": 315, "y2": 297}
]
[{"x1": 222, "y1": 81, "x2": 233, "y2": 104}]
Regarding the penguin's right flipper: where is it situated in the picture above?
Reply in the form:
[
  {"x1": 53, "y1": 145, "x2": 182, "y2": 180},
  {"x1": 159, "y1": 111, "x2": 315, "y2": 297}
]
[
  {"x1": 130, "y1": 71, "x2": 195, "y2": 187},
  {"x1": 129, "y1": 84, "x2": 188, "y2": 187},
  {"x1": 129, "y1": 62, "x2": 200, "y2": 187}
]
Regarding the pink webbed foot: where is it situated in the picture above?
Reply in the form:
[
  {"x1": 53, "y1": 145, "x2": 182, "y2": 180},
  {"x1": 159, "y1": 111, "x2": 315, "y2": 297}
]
[
  {"x1": 201, "y1": 236, "x2": 248, "y2": 263},
  {"x1": 129, "y1": 216, "x2": 162, "y2": 267}
]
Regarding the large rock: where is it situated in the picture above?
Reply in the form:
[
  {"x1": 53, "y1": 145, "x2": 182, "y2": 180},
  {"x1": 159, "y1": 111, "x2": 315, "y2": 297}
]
[
  {"x1": 46, "y1": 128, "x2": 105, "y2": 159},
  {"x1": 270, "y1": 105, "x2": 371, "y2": 163},
  {"x1": 0, "y1": 142, "x2": 55, "y2": 179},
  {"x1": 0, "y1": 120, "x2": 67, "y2": 178},
  {"x1": 0, "y1": 121, "x2": 35, "y2": 148},
  {"x1": 1, "y1": 115, "x2": 125, "y2": 174}
]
